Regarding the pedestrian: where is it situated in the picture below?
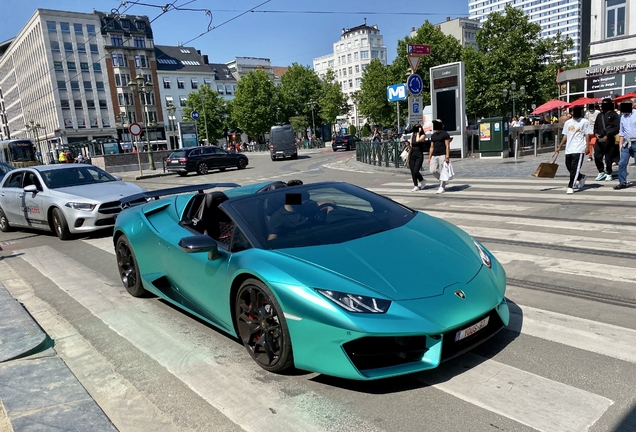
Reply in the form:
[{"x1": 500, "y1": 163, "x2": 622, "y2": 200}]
[
  {"x1": 372, "y1": 126, "x2": 381, "y2": 160},
  {"x1": 408, "y1": 124, "x2": 427, "y2": 192},
  {"x1": 585, "y1": 103, "x2": 599, "y2": 162},
  {"x1": 428, "y1": 119, "x2": 451, "y2": 194},
  {"x1": 556, "y1": 105, "x2": 590, "y2": 194},
  {"x1": 614, "y1": 100, "x2": 636, "y2": 190},
  {"x1": 593, "y1": 98, "x2": 620, "y2": 182},
  {"x1": 58, "y1": 150, "x2": 67, "y2": 163},
  {"x1": 75, "y1": 153, "x2": 84, "y2": 163}
]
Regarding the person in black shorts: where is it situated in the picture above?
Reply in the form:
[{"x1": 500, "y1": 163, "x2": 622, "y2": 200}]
[
  {"x1": 408, "y1": 124, "x2": 428, "y2": 191},
  {"x1": 427, "y1": 120, "x2": 451, "y2": 194}
]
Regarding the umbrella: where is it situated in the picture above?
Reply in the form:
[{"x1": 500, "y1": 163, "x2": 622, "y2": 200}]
[
  {"x1": 566, "y1": 97, "x2": 601, "y2": 107},
  {"x1": 613, "y1": 92, "x2": 636, "y2": 102},
  {"x1": 531, "y1": 99, "x2": 569, "y2": 115}
]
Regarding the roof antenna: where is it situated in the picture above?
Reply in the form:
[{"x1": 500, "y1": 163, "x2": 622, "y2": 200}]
[{"x1": 364, "y1": 17, "x2": 367, "y2": 26}]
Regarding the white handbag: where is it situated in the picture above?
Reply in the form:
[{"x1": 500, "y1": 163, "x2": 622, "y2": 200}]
[
  {"x1": 400, "y1": 149, "x2": 409, "y2": 161},
  {"x1": 439, "y1": 161, "x2": 455, "y2": 182}
]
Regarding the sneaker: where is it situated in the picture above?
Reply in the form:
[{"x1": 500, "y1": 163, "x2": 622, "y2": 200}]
[
  {"x1": 577, "y1": 175, "x2": 587, "y2": 189},
  {"x1": 605, "y1": 173, "x2": 613, "y2": 181},
  {"x1": 566, "y1": 188, "x2": 574, "y2": 194},
  {"x1": 614, "y1": 183, "x2": 628, "y2": 190},
  {"x1": 411, "y1": 186, "x2": 420, "y2": 192},
  {"x1": 436, "y1": 186, "x2": 445, "y2": 194},
  {"x1": 418, "y1": 180, "x2": 426, "y2": 190},
  {"x1": 587, "y1": 157, "x2": 593, "y2": 162},
  {"x1": 594, "y1": 172, "x2": 606, "y2": 181}
]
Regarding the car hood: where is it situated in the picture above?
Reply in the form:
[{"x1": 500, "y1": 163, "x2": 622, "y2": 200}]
[
  {"x1": 48, "y1": 181, "x2": 145, "y2": 202},
  {"x1": 274, "y1": 213, "x2": 482, "y2": 301}
]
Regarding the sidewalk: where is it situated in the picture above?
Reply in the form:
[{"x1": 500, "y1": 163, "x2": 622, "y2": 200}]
[{"x1": 0, "y1": 283, "x2": 116, "y2": 431}]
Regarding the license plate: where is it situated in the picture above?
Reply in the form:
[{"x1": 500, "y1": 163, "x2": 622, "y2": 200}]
[
  {"x1": 455, "y1": 316, "x2": 489, "y2": 342},
  {"x1": 170, "y1": 161, "x2": 179, "y2": 164},
  {"x1": 276, "y1": 151, "x2": 283, "y2": 154}
]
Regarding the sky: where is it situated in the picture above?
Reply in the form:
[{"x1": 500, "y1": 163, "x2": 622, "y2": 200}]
[{"x1": 0, "y1": 0, "x2": 470, "y2": 67}]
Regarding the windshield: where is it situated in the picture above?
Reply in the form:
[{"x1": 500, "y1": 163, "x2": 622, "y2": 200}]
[
  {"x1": 168, "y1": 150, "x2": 188, "y2": 159},
  {"x1": 0, "y1": 162, "x2": 14, "y2": 180},
  {"x1": 227, "y1": 182, "x2": 415, "y2": 249},
  {"x1": 41, "y1": 166, "x2": 117, "y2": 189}
]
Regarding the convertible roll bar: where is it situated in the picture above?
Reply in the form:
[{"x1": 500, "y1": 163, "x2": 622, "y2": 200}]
[{"x1": 120, "y1": 183, "x2": 241, "y2": 208}]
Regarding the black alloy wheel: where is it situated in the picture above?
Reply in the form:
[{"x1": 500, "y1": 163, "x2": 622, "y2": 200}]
[
  {"x1": 115, "y1": 236, "x2": 147, "y2": 297},
  {"x1": 237, "y1": 158, "x2": 247, "y2": 169},
  {"x1": 0, "y1": 208, "x2": 11, "y2": 232},
  {"x1": 235, "y1": 279, "x2": 293, "y2": 372},
  {"x1": 51, "y1": 208, "x2": 71, "y2": 240},
  {"x1": 197, "y1": 162, "x2": 209, "y2": 175}
]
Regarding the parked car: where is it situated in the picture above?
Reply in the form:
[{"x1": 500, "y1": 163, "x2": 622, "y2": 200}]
[
  {"x1": 269, "y1": 124, "x2": 297, "y2": 161},
  {"x1": 332, "y1": 135, "x2": 360, "y2": 151},
  {"x1": 165, "y1": 146, "x2": 248, "y2": 176},
  {"x1": 113, "y1": 180, "x2": 508, "y2": 380},
  {"x1": 0, "y1": 164, "x2": 145, "y2": 240}
]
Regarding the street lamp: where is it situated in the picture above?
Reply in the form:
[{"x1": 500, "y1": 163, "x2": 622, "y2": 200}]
[
  {"x1": 503, "y1": 81, "x2": 526, "y2": 119},
  {"x1": 166, "y1": 102, "x2": 176, "y2": 149},
  {"x1": 307, "y1": 100, "x2": 317, "y2": 139},
  {"x1": 25, "y1": 120, "x2": 43, "y2": 164},
  {"x1": 129, "y1": 74, "x2": 156, "y2": 170}
]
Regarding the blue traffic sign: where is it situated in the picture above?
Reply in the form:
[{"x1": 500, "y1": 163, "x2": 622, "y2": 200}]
[
  {"x1": 387, "y1": 83, "x2": 407, "y2": 102},
  {"x1": 191, "y1": 110, "x2": 200, "y2": 120},
  {"x1": 407, "y1": 74, "x2": 423, "y2": 96}
]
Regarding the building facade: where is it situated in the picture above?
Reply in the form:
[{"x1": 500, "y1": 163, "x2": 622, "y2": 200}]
[
  {"x1": 226, "y1": 57, "x2": 274, "y2": 82},
  {"x1": 468, "y1": 0, "x2": 591, "y2": 64},
  {"x1": 432, "y1": 17, "x2": 481, "y2": 49},
  {"x1": 95, "y1": 11, "x2": 164, "y2": 150},
  {"x1": 313, "y1": 21, "x2": 387, "y2": 127},
  {"x1": 557, "y1": 0, "x2": 635, "y2": 102},
  {"x1": 0, "y1": 9, "x2": 117, "y2": 158},
  {"x1": 208, "y1": 63, "x2": 237, "y2": 101}
]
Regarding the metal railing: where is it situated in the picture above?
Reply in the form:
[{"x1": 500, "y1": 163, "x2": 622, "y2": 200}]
[{"x1": 356, "y1": 140, "x2": 409, "y2": 168}]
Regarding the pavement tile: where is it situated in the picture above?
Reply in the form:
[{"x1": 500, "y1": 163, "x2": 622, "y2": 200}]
[{"x1": 0, "y1": 286, "x2": 47, "y2": 363}]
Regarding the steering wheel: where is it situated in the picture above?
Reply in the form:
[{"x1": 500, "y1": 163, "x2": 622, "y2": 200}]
[{"x1": 314, "y1": 202, "x2": 337, "y2": 224}]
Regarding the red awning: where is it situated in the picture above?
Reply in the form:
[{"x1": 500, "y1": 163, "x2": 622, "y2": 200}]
[
  {"x1": 613, "y1": 92, "x2": 636, "y2": 102},
  {"x1": 531, "y1": 99, "x2": 569, "y2": 115},
  {"x1": 567, "y1": 97, "x2": 601, "y2": 107}
]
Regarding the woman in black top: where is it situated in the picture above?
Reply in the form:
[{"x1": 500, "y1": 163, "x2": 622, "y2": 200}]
[
  {"x1": 408, "y1": 124, "x2": 427, "y2": 191},
  {"x1": 427, "y1": 120, "x2": 451, "y2": 194}
]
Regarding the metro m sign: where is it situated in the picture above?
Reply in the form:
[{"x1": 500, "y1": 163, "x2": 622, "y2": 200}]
[{"x1": 387, "y1": 83, "x2": 407, "y2": 102}]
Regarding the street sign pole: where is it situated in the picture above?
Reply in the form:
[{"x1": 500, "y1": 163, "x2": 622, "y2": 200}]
[{"x1": 397, "y1": 102, "x2": 400, "y2": 136}]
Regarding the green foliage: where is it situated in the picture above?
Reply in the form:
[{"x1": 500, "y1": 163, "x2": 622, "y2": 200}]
[
  {"x1": 348, "y1": 125, "x2": 357, "y2": 136},
  {"x1": 278, "y1": 63, "x2": 322, "y2": 123},
  {"x1": 360, "y1": 123, "x2": 372, "y2": 137},
  {"x1": 319, "y1": 69, "x2": 349, "y2": 124},
  {"x1": 230, "y1": 70, "x2": 279, "y2": 136},
  {"x1": 357, "y1": 59, "x2": 395, "y2": 126},
  {"x1": 289, "y1": 115, "x2": 309, "y2": 134},
  {"x1": 181, "y1": 85, "x2": 227, "y2": 142},
  {"x1": 391, "y1": 21, "x2": 463, "y2": 106}
]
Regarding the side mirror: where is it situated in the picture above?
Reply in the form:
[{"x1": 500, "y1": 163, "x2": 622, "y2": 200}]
[
  {"x1": 24, "y1": 184, "x2": 38, "y2": 193},
  {"x1": 113, "y1": 175, "x2": 122, "y2": 181},
  {"x1": 178, "y1": 235, "x2": 220, "y2": 260}
]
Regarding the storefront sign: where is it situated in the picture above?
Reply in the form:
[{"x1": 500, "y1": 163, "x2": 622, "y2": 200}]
[
  {"x1": 588, "y1": 75, "x2": 620, "y2": 91},
  {"x1": 586, "y1": 63, "x2": 636, "y2": 77}
]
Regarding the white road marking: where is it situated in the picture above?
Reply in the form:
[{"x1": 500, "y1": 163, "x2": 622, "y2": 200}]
[
  {"x1": 492, "y1": 250, "x2": 636, "y2": 284},
  {"x1": 447, "y1": 203, "x2": 532, "y2": 212},
  {"x1": 514, "y1": 305, "x2": 636, "y2": 364},
  {"x1": 323, "y1": 160, "x2": 375, "y2": 174},
  {"x1": 17, "y1": 246, "x2": 382, "y2": 432},
  {"x1": 426, "y1": 353, "x2": 613, "y2": 432}
]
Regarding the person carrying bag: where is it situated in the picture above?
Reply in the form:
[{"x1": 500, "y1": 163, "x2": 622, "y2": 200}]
[
  {"x1": 428, "y1": 119, "x2": 452, "y2": 194},
  {"x1": 408, "y1": 124, "x2": 427, "y2": 191}
]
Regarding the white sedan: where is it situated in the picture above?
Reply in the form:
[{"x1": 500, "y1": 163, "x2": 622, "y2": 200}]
[{"x1": 0, "y1": 164, "x2": 145, "y2": 240}]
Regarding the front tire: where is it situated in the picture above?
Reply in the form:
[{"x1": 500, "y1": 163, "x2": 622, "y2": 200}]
[
  {"x1": 235, "y1": 279, "x2": 293, "y2": 373},
  {"x1": 177, "y1": 172, "x2": 188, "y2": 177},
  {"x1": 116, "y1": 235, "x2": 147, "y2": 297},
  {"x1": 237, "y1": 158, "x2": 247, "y2": 169},
  {"x1": 0, "y1": 207, "x2": 11, "y2": 232},
  {"x1": 197, "y1": 162, "x2": 209, "y2": 175},
  {"x1": 51, "y1": 208, "x2": 71, "y2": 240}
]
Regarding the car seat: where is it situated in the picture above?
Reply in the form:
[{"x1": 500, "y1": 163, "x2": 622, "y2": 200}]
[{"x1": 193, "y1": 191, "x2": 231, "y2": 242}]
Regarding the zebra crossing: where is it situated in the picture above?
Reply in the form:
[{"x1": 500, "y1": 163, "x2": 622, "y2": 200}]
[{"x1": 1, "y1": 176, "x2": 635, "y2": 432}]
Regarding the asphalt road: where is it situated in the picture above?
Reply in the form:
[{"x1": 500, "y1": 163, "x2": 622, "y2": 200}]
[{"x1": 0, "y1": 148, "x2": 635, "y2": 432}]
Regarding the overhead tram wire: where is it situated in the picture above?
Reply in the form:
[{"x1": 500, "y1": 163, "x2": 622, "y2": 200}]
[{"x1": 208, "y1": 9, "x2": 456, "y2": 16}]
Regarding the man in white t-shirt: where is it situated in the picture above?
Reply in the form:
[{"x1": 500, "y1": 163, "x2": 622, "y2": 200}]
[{"x1": 557, "y1": 105, "x2": 591, "y2": 194}]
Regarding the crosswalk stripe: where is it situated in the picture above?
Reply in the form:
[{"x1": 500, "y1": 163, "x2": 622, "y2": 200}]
[
  {"x1": 513, "y1": 305, "x2": 636, "y2": 364},
  {"x1": 425, "y1": 353, "x2": 613, "y2": 432},
  {"x1": 491, "y1": 250, "x2": 636, "y2": 284},
  {"x1": 16, "y1": 245, "x2": 382, "y2": 432}
]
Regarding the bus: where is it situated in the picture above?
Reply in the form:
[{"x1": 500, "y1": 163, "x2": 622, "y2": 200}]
[{"x1": 0, "y1": 139, "x2": 39, "y2": 167}]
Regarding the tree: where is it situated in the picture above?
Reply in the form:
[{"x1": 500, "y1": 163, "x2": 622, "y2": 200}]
[
  {"x1": 391, "y1": 21, "x2": 463, "y2": 106},
  {"x1": 463, "y1": 4, "x2": 550, "y2": 118},
  {"x1": 536, "y1": 31, "x2": 576, "y2": 103},
  {"x1": 289, "y1": 115, "x2": 309, "y2": 135},
  {"x1": 318, "y1": 69, "x2": 349, "y2": 125},
  {"x1": 357, "y1": 59, "x2": 395, "y2": 127},
  {"x1": 181, "y1": 85, "x2": 227, "y2": 143},
  {"x1": 230, "y1": 70, "x2": 279, "y2": 137},
  {"x1": 278, "y1": 63, "x2": 322, "y2": 123}
]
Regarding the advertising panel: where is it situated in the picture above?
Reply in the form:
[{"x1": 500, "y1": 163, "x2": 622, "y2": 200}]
[{"x1": 178, "y1": 122, "x2": 198, "y2": 148}]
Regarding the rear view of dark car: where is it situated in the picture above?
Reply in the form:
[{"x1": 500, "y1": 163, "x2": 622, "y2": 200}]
[
  {"x1": 270, "y1": 124, "x2": 297, "y2": 161},
  {"x1": 332, "y1": 135, "x2": 359, "y2": 151},
  {"x1": 166, "y1": 146, "x2": 248, "y2": 176}
]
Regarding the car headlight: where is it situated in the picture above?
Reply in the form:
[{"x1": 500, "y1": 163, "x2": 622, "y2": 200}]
[
  {"x1": 473, "y1": 239, "x2": 492, "y2": 268},
  {"x1": 65, "y1": 202, "x2": 96, "y2": 211},
  {"x1": 316, "y1": 289, "x2": 391, "y2": 313}
]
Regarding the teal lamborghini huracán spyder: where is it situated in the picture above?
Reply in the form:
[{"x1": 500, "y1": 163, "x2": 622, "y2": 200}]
[{"x1": 113, "y1": 180, "x2": 509, "y2": 380}]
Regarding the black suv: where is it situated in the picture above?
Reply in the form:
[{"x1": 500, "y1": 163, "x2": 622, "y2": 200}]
[
  {"x1": 332, "y1": 135, "x2": 360, "y2": 151},
  {"x1": 166, "y1": 146, "x2": 249, "y2": 176}
]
